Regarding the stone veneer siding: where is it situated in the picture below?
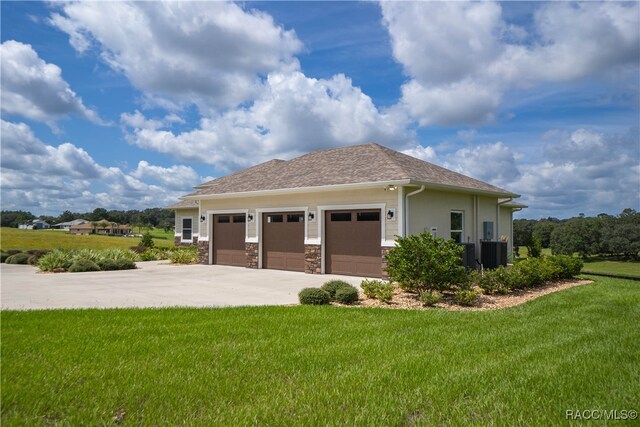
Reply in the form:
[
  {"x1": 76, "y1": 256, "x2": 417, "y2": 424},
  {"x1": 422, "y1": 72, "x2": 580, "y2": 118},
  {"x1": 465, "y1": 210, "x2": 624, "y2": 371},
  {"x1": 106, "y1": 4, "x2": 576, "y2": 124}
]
[
  {"x1": 304, "y1": 244, "x2": 321, "y2": 274},
  {"x1": 246, "y1": 243, "x2": 259, "y2": 268},
  {"x1": 381, "y1": 247, "x2": 392, "y2": 280},
  {"x1": 197, "y1": 241, "x2": 208, "y2": 265}
]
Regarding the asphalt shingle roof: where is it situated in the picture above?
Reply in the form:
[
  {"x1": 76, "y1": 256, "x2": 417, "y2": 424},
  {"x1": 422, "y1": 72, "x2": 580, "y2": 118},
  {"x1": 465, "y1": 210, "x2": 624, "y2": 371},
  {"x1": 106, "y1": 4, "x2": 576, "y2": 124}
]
[{"x1": 184, "y1": 143, "x2": 517, "y2": 198}]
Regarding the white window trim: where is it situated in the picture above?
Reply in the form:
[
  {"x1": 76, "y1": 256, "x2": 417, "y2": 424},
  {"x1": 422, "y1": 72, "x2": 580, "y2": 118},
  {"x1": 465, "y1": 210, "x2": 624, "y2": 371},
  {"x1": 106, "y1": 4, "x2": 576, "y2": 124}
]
[
  {"x1": 451, "y1": 210, "x2": 464, "y2": 243},
  {"x1": 180, "y1": 216, "x2": 194, "y2": 243}
]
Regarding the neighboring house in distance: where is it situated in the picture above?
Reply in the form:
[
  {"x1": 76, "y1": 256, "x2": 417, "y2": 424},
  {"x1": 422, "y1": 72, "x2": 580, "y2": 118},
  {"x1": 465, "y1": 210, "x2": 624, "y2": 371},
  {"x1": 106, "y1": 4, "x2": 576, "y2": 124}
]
[
  {"x1": 51, "y1": 219, "x2": 90, "y2": 230},
  {"x1": 18, "y1": 220, "x2": 50, "y2": 230},
  {"x1": 169, "y1": 143, "x2": 526, "y2": 278},
  {"x1": 69, "y1": 220, "x2": 132, "y2": 236}
]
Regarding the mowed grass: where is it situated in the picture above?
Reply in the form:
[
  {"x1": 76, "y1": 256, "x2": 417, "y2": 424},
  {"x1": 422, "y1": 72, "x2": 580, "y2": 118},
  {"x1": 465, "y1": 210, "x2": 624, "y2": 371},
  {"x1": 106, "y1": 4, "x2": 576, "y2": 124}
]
[
  {"x1": 0, "y1": 227, "x2": 174, "y2": 251},
  {"x1": 2, "y1": 276, "x2": 638, "y2": 426},
  {"x1": 583, "y1": 258, "x2": 640, "y2": 277}
]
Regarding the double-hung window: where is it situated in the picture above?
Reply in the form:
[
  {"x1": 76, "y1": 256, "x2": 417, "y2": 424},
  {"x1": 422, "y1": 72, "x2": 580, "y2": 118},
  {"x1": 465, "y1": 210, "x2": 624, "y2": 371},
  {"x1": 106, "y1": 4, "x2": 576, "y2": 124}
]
[
  {"x1": 182, "y1": 217, "x2": 193, "y2": 241},
  {"x1": 450, "y1": 211, "x2": 463, "y2": 243}
]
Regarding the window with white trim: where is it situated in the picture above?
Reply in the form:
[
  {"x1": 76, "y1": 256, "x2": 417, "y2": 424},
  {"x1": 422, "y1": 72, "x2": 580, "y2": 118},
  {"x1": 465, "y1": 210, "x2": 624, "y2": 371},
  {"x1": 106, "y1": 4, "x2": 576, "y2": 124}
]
[
  {"x1": 450, "y1": 211, "x2": 463, "y2": 243},
  {"x1": 182, "y1": 217, "x2": 193, "y2": 241}
]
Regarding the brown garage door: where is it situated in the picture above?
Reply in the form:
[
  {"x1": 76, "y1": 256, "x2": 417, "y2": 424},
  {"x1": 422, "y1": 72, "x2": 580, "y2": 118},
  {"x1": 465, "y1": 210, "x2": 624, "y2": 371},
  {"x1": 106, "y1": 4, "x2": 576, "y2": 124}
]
[
  {"x1": 262, "y1": 212, "x2": 305, "y2": 272},
  {"x1": 212, "y1": 214, "x2": 246, "y2": 266},
  {"x1": 325, "y1": 209, "x2": 381, "y2": 277}
]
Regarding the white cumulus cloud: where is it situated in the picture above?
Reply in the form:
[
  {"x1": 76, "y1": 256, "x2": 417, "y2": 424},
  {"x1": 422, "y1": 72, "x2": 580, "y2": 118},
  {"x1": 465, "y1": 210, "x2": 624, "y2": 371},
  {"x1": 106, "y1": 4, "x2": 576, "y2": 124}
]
[
  {"x1": 0, "y1": 40, "x2": 103, "y2": 125},
  {"x1": 381, "y1": 1, "x2": 639, "y2": 126},
  {"x1": 50, "y1": 0, "x2": 302, "y2": 110}
]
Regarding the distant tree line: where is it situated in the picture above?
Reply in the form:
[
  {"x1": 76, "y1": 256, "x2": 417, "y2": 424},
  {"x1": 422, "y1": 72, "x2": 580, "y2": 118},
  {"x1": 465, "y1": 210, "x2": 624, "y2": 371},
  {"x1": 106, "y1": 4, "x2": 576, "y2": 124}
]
[
  {"x1": 514, "y1": 209, "x2": 640, "y2": 260},
  {"x1": 0, "y1": 208, "x2": 175, "y2": 232}
]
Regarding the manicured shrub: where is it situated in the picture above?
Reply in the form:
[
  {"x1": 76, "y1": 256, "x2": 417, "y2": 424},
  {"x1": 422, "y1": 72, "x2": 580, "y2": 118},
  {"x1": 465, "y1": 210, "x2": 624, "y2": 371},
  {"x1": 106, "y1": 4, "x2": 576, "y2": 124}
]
[
  {"x1": 1, "y1": 252, "x2": 9, "y2": 263},
  {"x1": 320, "y1": 280, "x2": 353, "y2": 299},
  {"x1": 139, "y1": 232, "x2": 155, "y2": 248},
  {"x1": 7, "y1": 249, "x2": 22, "y2": 255},
  {"x1": 298, "y1": 288, "x2": 331, "y2": 305},
  {"x1": 68, "y1": 258, "x2": 101, "y2": 273},
  {"x1": 26, "y1": 249, "x2": 49, "y2": 257},
  {"x1": 27, "y1": 255, "x2": 39, "y2": 265},
  {"x1": 169, "y1": 247, "x2": 198, "y2": 264},
  {"x1": 72, "y1": 249, "x2": 103, "y2": 263},
  {"x1": 101, "y1": 248, "x2": 138, "y2": 262},
  {"x1": 38, "y1": 249, "x2": 74, "y2": 271},
  {"x1": 360, "y1": 279, "x2": 395, "y2": 303},
  {"x1": 97, "y1": 258, "x2": 136, "y2": 271},
  {"x1": 385, "y1": 232, "x2": 468, "y2": 293},
  {"x1": 139, "y1": 250, "x2": 157, "y2": 261},
  {"x1": 477, "y1": 266, "x2": 514, "y2": 295},
  {"x1": 334, "y1": 286, "x2": 359, "y2": 305},
  {"x1": 455, "y1": 289, "x2": 480, "y2": 306},
  {"x1": 375, "y1": 283, "x2": 395, "y2": 303},
  {"x1": 5, "y1": 253, "x2": 31, "y2": 264},
  {"x1": 546, "y1": 255, "x2": 583, "y2": 279},
  {"x1": 360, "y1": 279, "x2": 382, "y2": 299},
  {"x1": 419, "y1": 291, "x2": 442, "y2": 306}
]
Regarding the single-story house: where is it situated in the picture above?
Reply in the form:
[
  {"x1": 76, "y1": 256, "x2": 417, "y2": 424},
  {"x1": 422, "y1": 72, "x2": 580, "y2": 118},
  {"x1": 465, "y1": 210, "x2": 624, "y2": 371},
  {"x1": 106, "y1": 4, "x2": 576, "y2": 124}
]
[
  {"x1": 52, "y1": 219, "x2": 90, "y2": 230},
  {"x1": 169, "y1": 143, "x2": 525, "y2": 278},
  {"x1": 18, "y1": 220, "x2": 50, "y2": 230},
  {"x1": 69, "y1": 220, "x2": 132, "y2": 236}
]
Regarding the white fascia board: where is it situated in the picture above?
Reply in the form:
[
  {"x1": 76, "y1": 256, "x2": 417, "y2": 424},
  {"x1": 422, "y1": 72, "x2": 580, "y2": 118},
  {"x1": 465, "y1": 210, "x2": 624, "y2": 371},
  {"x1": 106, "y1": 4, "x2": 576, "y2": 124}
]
[
  {"x1": 181, "y1": 180, "x2": 411, "y2": 201},
  {"x1": 407, "y1": 180, "x2": 520, "y2": 199}
]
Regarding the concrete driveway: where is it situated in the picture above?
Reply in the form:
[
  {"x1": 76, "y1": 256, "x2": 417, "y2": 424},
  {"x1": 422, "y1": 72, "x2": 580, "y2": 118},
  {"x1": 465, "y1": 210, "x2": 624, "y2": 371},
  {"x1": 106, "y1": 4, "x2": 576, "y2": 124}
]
[{"x1": 1, "y1": 261, "x2": 363, "y2": 310}]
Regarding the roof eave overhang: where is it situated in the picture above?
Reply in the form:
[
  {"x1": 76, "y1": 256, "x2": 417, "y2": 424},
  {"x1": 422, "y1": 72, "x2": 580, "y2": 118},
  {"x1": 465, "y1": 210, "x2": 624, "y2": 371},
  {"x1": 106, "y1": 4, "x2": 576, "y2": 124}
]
[
  {"x1": 181, "y1": 179, "x2": 412, "y2": 201},
  {"x1": 180, "y1": 179, "x2": 520, "y2": 201},
  {"x1": 407, "y1": 180, "x2": 520, "y2": 199}
]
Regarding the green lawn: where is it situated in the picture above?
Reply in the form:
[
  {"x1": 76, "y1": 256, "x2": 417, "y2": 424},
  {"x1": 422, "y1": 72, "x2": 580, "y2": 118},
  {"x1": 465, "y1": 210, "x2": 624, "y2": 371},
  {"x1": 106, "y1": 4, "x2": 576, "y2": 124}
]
[
  {"x1": 0, "y1": 227, "x2": 174, "y2": 251},
  {"x1": 583, "y1": 258, "x2": 640, "y2": 278},
  {"x1": 2, "y1": 276, "x2": 638, "y2": 425},
  {"x1": 516, "y1": 246, "x2": 639, "y2": 278}
]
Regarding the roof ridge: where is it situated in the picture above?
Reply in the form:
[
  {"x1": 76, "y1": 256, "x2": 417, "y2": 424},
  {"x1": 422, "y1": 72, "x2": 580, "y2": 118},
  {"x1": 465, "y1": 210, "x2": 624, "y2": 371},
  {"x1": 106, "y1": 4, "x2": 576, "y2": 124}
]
[{"x1": 369, "y1": 143, "x2": 411, "y2": 179}]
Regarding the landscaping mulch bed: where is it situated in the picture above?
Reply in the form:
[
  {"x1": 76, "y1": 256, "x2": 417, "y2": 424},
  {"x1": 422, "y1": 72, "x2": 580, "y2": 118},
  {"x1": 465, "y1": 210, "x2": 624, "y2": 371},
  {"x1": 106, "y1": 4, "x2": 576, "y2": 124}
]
[{"x1": 338, "y1": 279, "x2": 593, "y2": 311}]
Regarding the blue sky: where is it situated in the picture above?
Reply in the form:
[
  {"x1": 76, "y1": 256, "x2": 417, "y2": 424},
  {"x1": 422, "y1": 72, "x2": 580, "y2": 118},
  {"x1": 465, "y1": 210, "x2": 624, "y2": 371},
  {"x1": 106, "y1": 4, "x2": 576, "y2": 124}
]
[{"x1": 1, "y1": 1, "x2": 638, "y2": 219}]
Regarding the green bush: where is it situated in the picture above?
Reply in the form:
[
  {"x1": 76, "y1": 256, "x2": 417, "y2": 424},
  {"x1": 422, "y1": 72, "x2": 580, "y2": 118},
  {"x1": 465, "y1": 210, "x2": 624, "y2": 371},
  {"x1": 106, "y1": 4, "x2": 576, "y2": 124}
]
[
  {"x1": 298, "y1": 288, "x2": 331, "y2": 305},
  {"x1": 320, "y1": 280, "x2": 353, "y2": 299},
  {"x1": 139, "y1": 232, "x2": 155, "y2": 248},
  {"x1": 38, "y1": 249, "x2": 74, "y2": 272},
  {"x1": 139, "y1": 250, "x2": 157, "y2": 261},
  {"x1": 477, "y1": 266, "x2": 514, "y2": 295},
  {"x1": 68, "y1": 259, "x2": 101, "y2": 273},
  {"x1": 360, "y1": 279, "x2": 395, "y2": 303},
  {"x1": 27, "y1": 255, "x2": 39, "y2": 265},
  {"x1": 5, "y1": 253, "x2": 31, "y2": 264},
  {"x1": 385, "y1": 232, "x2": 468, "y2": 293},
  {"x1": 101, "y1": 248, "x2": 138, "y2": 262},
  {"x1": 455, "y1": 289, "x2": 480, "y2": 306},
  {"x1": 419, "y1": 291, "x2": 442, "y2": 306},
  {"x1": 546, "y1": 255, "x2": 583, "y2": 278},
  {"x1": 169, "y1": 247, "x2": 199, "y2": 264},
  {"x1": 6, "y1": 249, "x2": 22, "y2": 255},
  {"x1": 1, "y1": 252, "x2": 9, "y2": 263},
  {"x1": 97, "y1": 258, "x2": 136, "y2": 271},
  {"x1": 72, "y1": 249, "x2": 103, "y2": 263},
  {"x1": 334, "y1": 286, "x2": 359, "y2": 305}
]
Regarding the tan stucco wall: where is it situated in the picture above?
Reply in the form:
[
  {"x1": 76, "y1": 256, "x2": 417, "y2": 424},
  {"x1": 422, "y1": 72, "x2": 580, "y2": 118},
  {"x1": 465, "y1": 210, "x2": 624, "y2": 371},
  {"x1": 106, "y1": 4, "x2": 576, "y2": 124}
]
[
  {"x1": 407, "y1": 190, "x2": 475, "y2": 242},
  {"x1": 174, "y1": 208, "x2": 198, "y2": 236},
  {"x1": 407, "y1": 190, "x2": 517, "y2": 259},
  {"x1": 499, "y1": 206, "x2": 514, "y2": 258},
  {"x1": 198, "y1": 187, "x2": 399, "y2": 242}
]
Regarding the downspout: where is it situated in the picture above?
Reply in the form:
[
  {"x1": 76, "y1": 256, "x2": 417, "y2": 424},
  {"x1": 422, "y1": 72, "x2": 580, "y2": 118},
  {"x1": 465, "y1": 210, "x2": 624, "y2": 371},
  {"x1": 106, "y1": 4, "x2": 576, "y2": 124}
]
[
  {"x1": 496, "y1": 198, "x2": 513, "y2": 240},
  {"x1": 404, "y1": 185, "x2": 426, "y2": 236}
]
